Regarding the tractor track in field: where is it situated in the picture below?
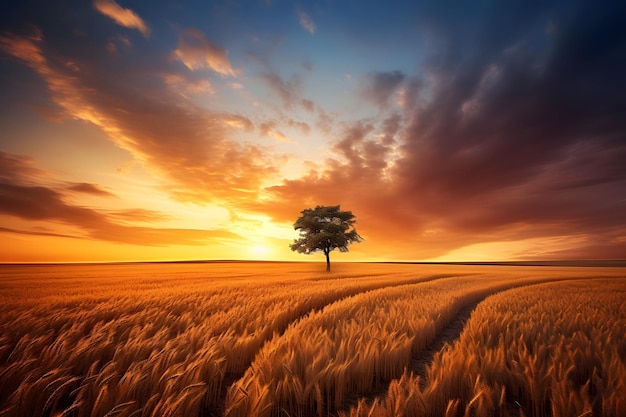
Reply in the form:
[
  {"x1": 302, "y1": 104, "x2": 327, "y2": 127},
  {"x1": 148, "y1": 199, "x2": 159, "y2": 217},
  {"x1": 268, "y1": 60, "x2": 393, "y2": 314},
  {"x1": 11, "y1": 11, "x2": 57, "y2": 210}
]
[
  {"x1": 410, "y1": 300, "x2": 480, "y2": 391},
  {"x1": 208, "y1": 277, "x2": 587, "y2": 417},
  {"x1": 338, "y1": 296, "x2": 486, "y2": 416},
  {"x1": 409, "y1": 277, "x2": 591, "y2": 391},
  {"x1": 339, "y1": 277, "x2": 584, "y2": 416},
  {"x1": 200, "y1": 273, "x2": 470, "y2": 417}
]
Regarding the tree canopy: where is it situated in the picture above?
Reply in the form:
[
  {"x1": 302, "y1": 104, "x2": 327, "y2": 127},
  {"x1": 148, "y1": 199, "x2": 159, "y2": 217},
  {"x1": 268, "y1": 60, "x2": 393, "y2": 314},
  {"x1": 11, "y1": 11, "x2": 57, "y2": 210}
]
[{"x1": 290, "y1": 205, "x2": 363, "y2": 271}]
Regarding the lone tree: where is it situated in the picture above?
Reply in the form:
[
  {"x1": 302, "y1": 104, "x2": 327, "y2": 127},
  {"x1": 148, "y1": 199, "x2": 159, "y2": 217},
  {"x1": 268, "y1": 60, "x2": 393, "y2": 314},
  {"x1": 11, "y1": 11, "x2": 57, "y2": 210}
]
[{"x1": 290, "y1": 205, "x2": 363, "y2": 271}]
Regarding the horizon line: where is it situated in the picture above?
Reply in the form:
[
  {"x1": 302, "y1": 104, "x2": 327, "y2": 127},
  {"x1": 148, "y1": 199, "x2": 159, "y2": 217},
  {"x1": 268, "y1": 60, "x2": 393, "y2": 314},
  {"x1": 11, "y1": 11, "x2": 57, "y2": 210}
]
[{"x1": 1, "y1": 259, "x2": 625, "y2": 267}]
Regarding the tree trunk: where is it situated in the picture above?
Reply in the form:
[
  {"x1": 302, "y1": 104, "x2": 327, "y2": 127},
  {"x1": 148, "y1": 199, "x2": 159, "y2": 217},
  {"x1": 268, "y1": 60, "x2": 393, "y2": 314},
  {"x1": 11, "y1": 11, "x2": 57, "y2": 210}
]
[{"x1": 325, "y1": 250, "x2": 330, "y2": 272}]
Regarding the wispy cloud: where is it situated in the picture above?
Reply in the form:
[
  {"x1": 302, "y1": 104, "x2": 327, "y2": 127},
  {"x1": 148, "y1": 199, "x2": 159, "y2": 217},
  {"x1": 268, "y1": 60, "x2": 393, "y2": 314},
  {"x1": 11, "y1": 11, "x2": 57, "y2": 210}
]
[
  {"x1": 0, "y1": 154, "x2": 241, "y2": 246},
  {"x1": 297, "y1": 9, "x2": 316, "y2": 34},
  {"x1": 93, "y1": 0, "x2": 150, "y2": 38},
  {"x1": 108, "y1": 208, "x2": 171, "y2": 223},
  {"x1": 260, "y1": 72, "x2": 315, "y2": 112},
  {"x1": 0, "y1": 28, "x2": 276, "y2": 206},
  {"x1": 0, "y1": 226, "x2": 80, "y2": 240},
  {"x1": 0, "y1": 151, "x2": 46, "y2": 183},
  {"x1": 259, "y1": 121, "x2": 290, "y2": 142},
  {"x1": 66, "y1": 182, "x2": 114, "y2": 197},
  {"x1": 173, "y1": 28, "x2": 236, "y2": 76}
]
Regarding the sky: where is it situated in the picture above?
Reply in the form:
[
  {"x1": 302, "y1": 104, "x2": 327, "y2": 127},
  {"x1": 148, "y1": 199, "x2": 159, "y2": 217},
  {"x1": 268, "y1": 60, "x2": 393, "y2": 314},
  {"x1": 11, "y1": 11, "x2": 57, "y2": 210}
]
[{"x1": 0, "y1": 0, "x2": 625, "y2": 263}]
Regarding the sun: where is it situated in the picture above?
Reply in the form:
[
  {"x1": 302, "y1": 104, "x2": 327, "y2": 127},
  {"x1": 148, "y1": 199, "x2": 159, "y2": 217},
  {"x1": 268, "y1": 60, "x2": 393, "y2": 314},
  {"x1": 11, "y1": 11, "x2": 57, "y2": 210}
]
[{"x1": 250, "y1": 245, "x2": 270, "y2": 258}]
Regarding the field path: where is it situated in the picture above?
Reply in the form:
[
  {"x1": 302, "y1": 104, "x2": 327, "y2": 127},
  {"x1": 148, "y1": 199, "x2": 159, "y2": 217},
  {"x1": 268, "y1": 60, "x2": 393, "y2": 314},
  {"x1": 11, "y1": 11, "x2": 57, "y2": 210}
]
[
  {"x1": 338, "y1": 296, "x2": 485, "y2": 414},
  {"x1": 409, "y1": 277, "x2": 591, "y2": 391},
  {"x1": 201, "y1": 273, "x2": 466, "y2": 417},
  {"x1": 340, "y1": 277, "x2": 584, "y2": 415},
  {"x1": 410, "y1": 300, "x2": 479, "y2": 391}
]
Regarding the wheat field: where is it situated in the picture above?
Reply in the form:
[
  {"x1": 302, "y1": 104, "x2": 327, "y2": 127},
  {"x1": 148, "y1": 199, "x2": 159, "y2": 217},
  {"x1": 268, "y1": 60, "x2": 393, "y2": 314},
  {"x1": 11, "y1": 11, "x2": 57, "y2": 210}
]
[{"x1": 0, "y1": 262, "x2": 624, "y2": 417}]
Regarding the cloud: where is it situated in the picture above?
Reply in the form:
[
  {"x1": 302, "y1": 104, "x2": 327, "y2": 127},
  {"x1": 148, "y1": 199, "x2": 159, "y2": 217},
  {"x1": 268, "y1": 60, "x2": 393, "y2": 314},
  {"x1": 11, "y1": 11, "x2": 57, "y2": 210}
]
[
  {"x1": 105, "y1": 34, "x2": 132, "y2": 55},
  {"x1": 260, "y1": 72, "x2": 316, "y2": 114},
  {"x1": 0, "y1": 151, "x2": 45, "y2": 183},
  {"x1": 287, "y1": 119, "x2": 311, "y2": 135},
  {"x1": 258, "y1": 118, "x2": 310, "y2": 142},
  {"x1": 260, "y1": 73, "x2": 300, "y2": 108},
  {"x1": 300, "y1": 99, "x2": 315, "y2": 113},
  {"x1": 93, "y1": 0, "x2": 150, "y2": 38},
  {"x1": 0, "y1": 28, "x2": 45, "y2": 66},
  {"x1": 0, "y1": 226, "x2": 79, "y2": 240},
  {"x1": 0, "y1": 28, "x2": 276, "y2": 206},
  {"x1": 2, "y1": 1, "x2": 625, "y2": 261},
  {"x1": 255, "y1": 1, "x2": 626, "y2": 260},
  {"x1": 223, "y1": 114, "x2": 254, "y2": 131},
  {"x1": 297, "y1": 9, "x2": 316, "y2": 34},
  {"x1": 66, "y1": 182, "x2": 114, "y2": 197},
  {"x1": 259, "y1": 121, "x2": 289, "y2": 142},
  {"x1": 360, "y1": 71, "x2": 406, "y2": 108},
  {"x1": 163, "y1": 73, "x2": 215, "y2": 96},
  {"x1": 0, "y1": 181, "x2": 241, "y2": 246},
  {"x1": 108, "y1": 208, "x2": 171, "y2": 223},
  {"x1": 173, "y1": 28, "x2": 236, "y2": 76}
]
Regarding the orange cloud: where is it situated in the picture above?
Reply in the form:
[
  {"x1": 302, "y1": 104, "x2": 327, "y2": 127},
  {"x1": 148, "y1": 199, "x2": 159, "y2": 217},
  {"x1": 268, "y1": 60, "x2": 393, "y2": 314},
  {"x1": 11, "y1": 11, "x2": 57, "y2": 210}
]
[
  {"x1": 173, "y1": 28, "x2": 236, "y2": 76},
  {"x1": 0, "y1": 29, "x2": 276, "y2": 206},
  {"x1": 259, "y1": 121, "x2": 291, "y2": 142},
  {"x1": 163, "y1": 73, "x2": 215, "y2": 96},
  {"x1": 287, "y1": 119, "x2": 311, "y2": 135},
  {"x1": 0, "y1": 181, "x2": 240, "y2": 246},
  {"x1": 252, "y1": 108, "x2": 626, "y2": 261},
  {"x1": 93, "y1": 0, "x2": 150, "y2": 38},
  {"x1": 0, "y1": 28, "x2": 44, "y2": 65},
  {"x1": 0, "y1": 151, "x2": 46, "y2": 183},
  {"x1": 66, "y1": 182, "x2": 114, "y2": 197},
  {"x1": 0, "y1": 150, "x2": 241, "y2": 250},
  {"x1": 105, "y1": 34, "x2": 132, "y2": 55},
  {"x1": 108, "y1": 208, "x2": 171, "y2": 223}
]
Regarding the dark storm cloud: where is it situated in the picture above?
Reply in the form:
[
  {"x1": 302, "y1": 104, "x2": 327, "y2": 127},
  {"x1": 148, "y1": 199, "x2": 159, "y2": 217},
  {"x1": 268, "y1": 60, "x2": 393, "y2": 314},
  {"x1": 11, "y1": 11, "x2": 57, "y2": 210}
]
[
  {"x1": 397, "y1": 0, "x2": 626, "y2": 205},
  {"x1": 263, "y1": 0, "x2": 626, "y2": 259}
]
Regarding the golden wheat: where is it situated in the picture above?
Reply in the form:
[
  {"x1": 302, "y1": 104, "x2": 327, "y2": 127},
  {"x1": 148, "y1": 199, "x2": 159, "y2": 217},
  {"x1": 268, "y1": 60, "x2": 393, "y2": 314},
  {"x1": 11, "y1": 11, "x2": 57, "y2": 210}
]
[
  {"x1": 224, "y1": 272, "x2": 609, "y2": 417},
  {"x1": 0, "y1": 263, "x2": 623, "y2": 417},
  {"x1": 347, "y1": 278, "x2": 626, "y2": 417},
  {"x1": 0, "y1": 262, "x2": 464, "y2": 417}
]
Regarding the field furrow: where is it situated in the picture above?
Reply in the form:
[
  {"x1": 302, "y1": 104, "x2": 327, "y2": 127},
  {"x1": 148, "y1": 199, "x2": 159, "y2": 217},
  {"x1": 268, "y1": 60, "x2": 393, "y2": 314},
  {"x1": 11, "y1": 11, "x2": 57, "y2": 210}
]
[
  {"x1": 201, "y1": 272, "x2": 463, "y2": 417},
  {"x1": 224, "y1": 273, "x2": 578, "y2": 417},
  {"x1": 345, "y1": 277, "x2": 626, "y2": 417},
  {"x1": 340, "y1": 277, "x2": 587, "y2": 417},
  {"x1": 410, "y1": 301, "x2": 477, "y2": 391},
  {"x1": 407, "y1": 277, "x2": 589, "y2": 391},
  {"x1": 335, "y1": 296, "x2": 485, "y2": 417}
]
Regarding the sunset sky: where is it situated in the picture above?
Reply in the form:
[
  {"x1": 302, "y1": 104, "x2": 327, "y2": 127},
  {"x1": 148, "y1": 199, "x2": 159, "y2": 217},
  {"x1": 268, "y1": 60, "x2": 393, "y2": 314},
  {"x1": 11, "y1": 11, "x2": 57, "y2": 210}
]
[{"x1": 1, "y1": 0, "x2": 625, "y2": 263}]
